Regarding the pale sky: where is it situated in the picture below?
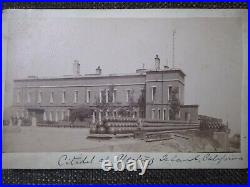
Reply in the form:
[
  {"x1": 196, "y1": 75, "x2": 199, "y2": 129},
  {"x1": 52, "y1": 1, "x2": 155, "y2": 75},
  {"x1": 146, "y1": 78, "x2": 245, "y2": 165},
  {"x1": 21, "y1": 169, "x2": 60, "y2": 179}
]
[{"x1": 3, "y1": 10, "x2": 246, "y2": 134}]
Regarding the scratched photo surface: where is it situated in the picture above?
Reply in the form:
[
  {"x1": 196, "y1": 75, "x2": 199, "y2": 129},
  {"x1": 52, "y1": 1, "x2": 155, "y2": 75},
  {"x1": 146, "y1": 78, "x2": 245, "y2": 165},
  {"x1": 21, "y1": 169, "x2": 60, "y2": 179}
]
[{"x1": 2, "y1": 10, "x2": 246, "y2": 155}]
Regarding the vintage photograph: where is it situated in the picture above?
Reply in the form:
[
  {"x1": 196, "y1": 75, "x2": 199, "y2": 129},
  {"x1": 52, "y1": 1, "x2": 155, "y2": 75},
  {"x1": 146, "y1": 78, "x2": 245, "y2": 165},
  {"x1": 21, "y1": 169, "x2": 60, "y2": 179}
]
[{"x1": 2, "y1": 10, "x2": 247, "y2": 155}]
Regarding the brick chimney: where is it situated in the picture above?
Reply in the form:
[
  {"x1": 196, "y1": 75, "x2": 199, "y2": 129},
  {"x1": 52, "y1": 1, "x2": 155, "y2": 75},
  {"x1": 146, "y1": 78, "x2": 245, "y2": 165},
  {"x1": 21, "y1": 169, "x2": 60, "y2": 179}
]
[{"x1": 73, "y1": 60, "x2": 80, "y2": 76}]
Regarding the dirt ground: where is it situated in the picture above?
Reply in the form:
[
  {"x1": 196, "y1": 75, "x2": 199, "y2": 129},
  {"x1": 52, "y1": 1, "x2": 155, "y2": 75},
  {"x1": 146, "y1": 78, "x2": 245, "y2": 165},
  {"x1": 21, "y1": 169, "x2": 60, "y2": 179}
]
[{"x1": 3, "y1": 126, "x2": 224, "y2": 153}]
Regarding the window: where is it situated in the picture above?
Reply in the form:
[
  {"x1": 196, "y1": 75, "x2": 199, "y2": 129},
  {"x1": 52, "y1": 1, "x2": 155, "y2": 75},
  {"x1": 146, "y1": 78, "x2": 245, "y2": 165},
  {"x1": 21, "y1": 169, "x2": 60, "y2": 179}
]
[
  {"x1": 126, "y1": 89, "x2": 132, "y2": 102},
  {"x1": 163, "y1": 109, "x2": 166, "y2": 120},
  {"x1": 113, "y1": 110, "x2": 117, "y2": 118},
  {"x1": 38, "y1": 91, "x2": 42, "y2": 103},
  {"x1": 74, "y1": 91, "x2": 78, "y2": 103},
  {"x1": 113, "y1": 89, "x2": 117, "y2": 103},
  {"x1": 152, "y1": 109, "x2": 155, "y2": 119},
  {"x1": 151, "y1": 86, "x2": 156, "y2": 101},
  {"x1": 158, "y1": 109, "x2": 161, "y2": 119},
  {"x1": 140, "y1": 111, "x2": 145, "y2": 118},
  {"x1": 86, "y1": 90, "x2": 91, "y2": 103},
  {"x1": 27, "y1": 92, "x2": 31, "y2": 103},
  {"x1": 168, "y1": 108, "x2": 176, "y2": 120},
  {"x1": 127, "y1": 110, "x2": 130, "y2": 117},
  {"x1": 50, "y1": 92, "x2": 54, "y2": 104},
  {"x1": 100, "y1": 90, "x2": 106, "y2": 103},
  {"x1": 185, "y1": 112, "x2": 191, "y2": 121},
  {"x1": 168, "y1": 108, "x2": 171, "y2": 120},
  {"x1": 176, "y1": 87, "x2": 180, "y2": 99},
  {"x1": 17, "y1": 90, "x2": 20, "y2": 103},
  {"x1": 62, "y1": 91, "x2": 66, "y2": 103},
  {"x1": 64, "y1": 111, "x2": 68, "y2": 120},
  {"x1": 168, "y1": 86, "x2": 172, "y2": 101}
]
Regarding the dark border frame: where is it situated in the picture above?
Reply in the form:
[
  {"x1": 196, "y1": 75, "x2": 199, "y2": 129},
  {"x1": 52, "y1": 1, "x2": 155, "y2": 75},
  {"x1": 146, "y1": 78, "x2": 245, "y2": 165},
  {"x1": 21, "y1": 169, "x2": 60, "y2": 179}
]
[
  {"x1": 2, "y1": 2, "x2": 248, "y2": 9},
  {"x1": 2, "y1": 169, "x2": 248, "y2": 184},
  {"x1": 1, "y1": 2, "x2": 248, "y2": 184}
]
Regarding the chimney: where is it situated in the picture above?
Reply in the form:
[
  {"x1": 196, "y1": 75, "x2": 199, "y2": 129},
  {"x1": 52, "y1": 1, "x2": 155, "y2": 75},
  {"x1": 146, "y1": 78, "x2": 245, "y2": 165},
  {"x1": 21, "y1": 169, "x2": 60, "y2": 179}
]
[
  {"x1": 164, "y1": 58, "x2": 169, "y2": 70},
  {"x1": 164, "y1": 65, "x2": 169, "y2": 70},
  {"x1": 155, "y1": 54, "x2": 160, "y2": 71},
  {"x1": 73, "y1": 60, "x2": 80, "y2": 76},
  {"x1": 96, "y1": 66, "x2": 102, "y2": 75}
]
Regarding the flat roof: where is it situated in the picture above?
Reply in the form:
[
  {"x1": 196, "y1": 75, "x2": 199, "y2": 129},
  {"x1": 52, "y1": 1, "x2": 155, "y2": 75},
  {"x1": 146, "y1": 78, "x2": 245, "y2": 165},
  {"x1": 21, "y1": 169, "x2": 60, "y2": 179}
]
[
  {"x1": 14, "y1": 73, "x2": 146, "y2": 82},
  {"x1": 14, "y1": 68, "x2": 185, "y2": 82},
  {"x1": 147, "y1": 69, "x2": 186, "y2": 77},
  {"x1": 181, "y1": 105, "x2": 199, "y2": 108}
]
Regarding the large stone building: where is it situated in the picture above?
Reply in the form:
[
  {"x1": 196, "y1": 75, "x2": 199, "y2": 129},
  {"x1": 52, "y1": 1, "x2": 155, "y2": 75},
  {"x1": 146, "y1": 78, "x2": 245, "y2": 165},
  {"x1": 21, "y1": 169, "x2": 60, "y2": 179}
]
[{"x1": 12, "y1": 55, "x2": 198, "y2": 124}]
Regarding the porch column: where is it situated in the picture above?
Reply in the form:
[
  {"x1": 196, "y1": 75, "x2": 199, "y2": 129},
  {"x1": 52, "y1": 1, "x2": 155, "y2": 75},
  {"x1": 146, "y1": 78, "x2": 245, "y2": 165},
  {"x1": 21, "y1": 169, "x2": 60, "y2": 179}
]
[
  {"x1": 31, "y1": 116, "x2": 37, "y2": 126},
  {"x1": 106, "y1": 89, "x2": 109, "y2": 103},
  {"x1": 43, "y1": 111, "x2": 47, "y2": 121},
  {"x1": 92, "y1": 111, "x2": 96, "y2": 123},
  {"x1": 55, "y1": 111, "x2": 58, "y2": 122},
  {"x1": 61, "y1": 111, "x2": 64, "y2": 121},
  {"x1": 67, "y1": 110, "x2": 70, "y2": 121},
  {"x1": 26, "y1": 111, "x2": 29, "y2": 119},
  {"x1": 49, "y1": 112, "x2": 53, "y2": 121},
  {"x1": 17, "y1": 118, "x2": 22, "y2": 126},
  {"x1": 98, "y1": 111, "x2": 102, "y2": 123}
]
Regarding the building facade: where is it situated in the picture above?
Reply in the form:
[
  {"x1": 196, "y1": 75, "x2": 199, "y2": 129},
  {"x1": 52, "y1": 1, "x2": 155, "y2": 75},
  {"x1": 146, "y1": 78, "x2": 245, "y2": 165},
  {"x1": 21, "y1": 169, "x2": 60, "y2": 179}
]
[{"x1": 12, "y1": 55, "x2": 199, "y2": 124}]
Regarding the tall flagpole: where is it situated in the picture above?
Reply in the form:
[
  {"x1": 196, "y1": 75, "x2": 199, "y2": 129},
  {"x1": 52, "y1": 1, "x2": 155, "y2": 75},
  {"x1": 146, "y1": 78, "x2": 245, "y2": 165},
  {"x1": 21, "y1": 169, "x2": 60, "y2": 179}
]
[{"x1": 172, "y1": 30, "x2": 176, "y2": 68}]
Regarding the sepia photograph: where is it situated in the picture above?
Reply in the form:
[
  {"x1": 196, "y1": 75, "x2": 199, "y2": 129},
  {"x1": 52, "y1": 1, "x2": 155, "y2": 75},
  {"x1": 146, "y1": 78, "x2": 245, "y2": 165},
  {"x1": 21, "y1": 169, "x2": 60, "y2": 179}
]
[{"x1": 2, "y1": 9, "x2": 247, "y2": 164}]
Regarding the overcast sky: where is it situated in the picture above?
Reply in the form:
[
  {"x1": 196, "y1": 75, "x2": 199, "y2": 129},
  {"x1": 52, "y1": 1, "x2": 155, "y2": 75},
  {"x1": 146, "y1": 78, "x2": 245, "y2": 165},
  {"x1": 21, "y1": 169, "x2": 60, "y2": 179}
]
[{"x1": 3, "y1": 11, "x2": 246, "y2": 134}]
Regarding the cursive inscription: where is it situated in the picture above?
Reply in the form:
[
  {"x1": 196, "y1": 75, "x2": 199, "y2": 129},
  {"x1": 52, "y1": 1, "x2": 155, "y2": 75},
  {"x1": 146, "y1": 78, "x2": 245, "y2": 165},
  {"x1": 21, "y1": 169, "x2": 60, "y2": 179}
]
[
  {"x1": 57, "y1": 153, "x2": 243, "y2": 168},
  {"x1": 159, "y1": 153, "x2": 243, "y2": 165},
  {"x1": 99, "y1": 153, "x2": 154, "y2": 166},
  {"x1": 58, "y1": 154, "x2": 95, "y2": 167}
]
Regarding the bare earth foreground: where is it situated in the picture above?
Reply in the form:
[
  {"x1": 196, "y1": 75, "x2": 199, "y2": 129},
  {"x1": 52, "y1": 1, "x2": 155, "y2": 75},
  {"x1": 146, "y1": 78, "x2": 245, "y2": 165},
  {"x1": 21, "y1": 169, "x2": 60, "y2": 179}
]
[{"x1": 3, "y1": 126, "x2": 219, "y2": 153}]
